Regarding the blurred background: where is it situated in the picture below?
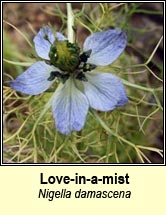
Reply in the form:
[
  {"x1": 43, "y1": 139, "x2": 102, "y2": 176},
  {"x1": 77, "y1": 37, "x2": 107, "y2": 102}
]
[{"x1": 3, "y1": 3, "x2": 163, "y2": 163}]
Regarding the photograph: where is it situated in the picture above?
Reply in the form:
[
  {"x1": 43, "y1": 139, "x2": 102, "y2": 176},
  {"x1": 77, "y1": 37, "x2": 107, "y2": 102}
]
[{"x1": 3, "y1": 2, "x2": 164, "y2": 164}]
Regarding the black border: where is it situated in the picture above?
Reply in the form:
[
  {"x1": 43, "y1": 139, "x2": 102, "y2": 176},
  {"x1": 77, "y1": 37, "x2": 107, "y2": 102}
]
[{"x1": 1, "y1": 1, "x2": 165, "y2": 166}]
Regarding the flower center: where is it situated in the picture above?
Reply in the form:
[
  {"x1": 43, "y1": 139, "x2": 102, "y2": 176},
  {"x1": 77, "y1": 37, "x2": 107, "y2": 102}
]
[
  {"x1": 47, "y1": 40, "x2": 96, "y2": 83},
  {"x1": 49, "y1": 40, "x2": 80, "y2": 72}
]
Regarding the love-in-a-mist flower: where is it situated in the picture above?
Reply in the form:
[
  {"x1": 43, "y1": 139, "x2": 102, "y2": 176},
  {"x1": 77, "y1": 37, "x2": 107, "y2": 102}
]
[{"x1": 10, "y1": 26, "x2": 128, "y2": 135}]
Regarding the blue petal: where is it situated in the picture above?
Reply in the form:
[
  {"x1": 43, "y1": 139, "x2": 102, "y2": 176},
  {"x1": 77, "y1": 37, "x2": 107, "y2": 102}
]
[
  {"x1": 52, "y1": 78, "x2": 89, "y2": 135},
  {"x1": 83, "y1": 29, "x2": 127, "y2": 66},
  {"x1": 33, "y1": 26, "x2": 55, "y2": 59},
  {"x1": 83, "y1": 72, "x2": 128, "y2": 111},
  {"x1": 56, "y1": 32, "x2": 67, "y2": 41},
  {"x1": 10, "y1": 61, "x2": 58, "y2": 95}
]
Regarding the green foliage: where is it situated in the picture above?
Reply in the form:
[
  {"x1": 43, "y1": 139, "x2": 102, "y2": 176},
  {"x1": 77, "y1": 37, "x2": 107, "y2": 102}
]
[{"x1": 3, "y1": 3, "x2": 163, "y2": 163}]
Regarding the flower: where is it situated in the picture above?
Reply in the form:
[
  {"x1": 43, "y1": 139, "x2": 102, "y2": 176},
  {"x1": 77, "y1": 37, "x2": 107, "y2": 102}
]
[{"x1": 10, "y1": 26, "x2": 128, "y2": 135}]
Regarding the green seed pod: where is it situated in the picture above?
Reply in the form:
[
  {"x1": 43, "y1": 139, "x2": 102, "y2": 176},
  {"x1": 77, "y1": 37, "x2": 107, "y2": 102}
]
[{"x1": 49, "y1": 45, "x2": 57, "y2": 62}]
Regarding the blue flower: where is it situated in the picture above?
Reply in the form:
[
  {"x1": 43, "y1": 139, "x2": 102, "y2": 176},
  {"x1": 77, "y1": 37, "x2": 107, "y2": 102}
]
[{"x1": 10, "y1": 26, "x2": 128, "y2": 135}]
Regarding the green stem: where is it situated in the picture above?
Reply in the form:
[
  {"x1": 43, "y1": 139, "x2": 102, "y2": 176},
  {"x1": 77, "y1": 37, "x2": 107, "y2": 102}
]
[
  {"x1": 91, "y1": 109, "x2": 136, "y2": 149},
  {"x1": 67, "y1": 3, "x2": 74, "y2": 43}
]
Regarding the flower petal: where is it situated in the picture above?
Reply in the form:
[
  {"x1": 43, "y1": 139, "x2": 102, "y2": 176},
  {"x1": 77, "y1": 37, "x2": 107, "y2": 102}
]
[
  {"x1": 83, "y1": 29, "x2": 127, "y2": 66},
  {"x1": 82, "y1": 72, "x2": 128, "y2": 111},
  {"x1": 10, "y1": 61, "x2": 58, "y2": 95},
  {"x1": 52, "y1": 78, "x2": 89, "y2": 135},
  {"x1": 56, "y1": 32, "x2": 67, "y2": 41},
  {"x1": 33, "y1": 26, "x2": 55, "y2": 59}
]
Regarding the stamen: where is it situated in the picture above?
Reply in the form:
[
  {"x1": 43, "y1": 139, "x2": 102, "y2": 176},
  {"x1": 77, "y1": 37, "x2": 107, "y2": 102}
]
[
  {"x1": 61, "y1": 74, "x2": 70, "y2": 83},
  {"x1": 80, "y1": 49, "x2": 92, "y2": 63},
  {"x1": 76, "y1": 72, "x2": 88, "y2": 81},
  {"x1": 47, "y1": 71, "x2": 61, "y2": 81},
  {"x1": 83, "y1": 63, "x2": 96, "y2": 72},
  {"x1": 47, "y1": 71, "x2": 70, "y2": 84},
  {"x1": 45, "y1": 60, "x2": 52, "y2": 65}
]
